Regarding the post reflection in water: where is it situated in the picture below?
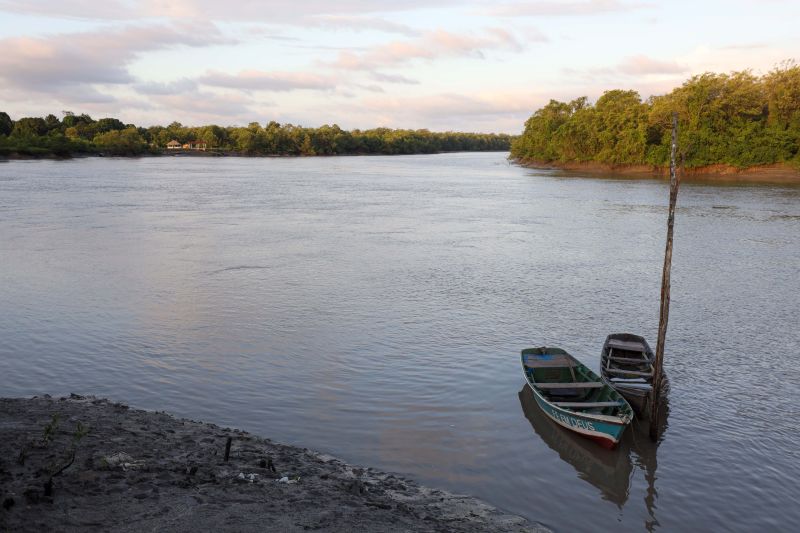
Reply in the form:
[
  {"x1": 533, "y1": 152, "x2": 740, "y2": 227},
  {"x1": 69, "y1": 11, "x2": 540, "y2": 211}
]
[{"x1": 518, "y1": 385, "x2": 667, "y2": 530}]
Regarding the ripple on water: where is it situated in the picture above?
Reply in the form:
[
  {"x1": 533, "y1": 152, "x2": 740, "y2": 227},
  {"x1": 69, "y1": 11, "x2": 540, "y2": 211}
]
[{"x1": 1, "y1": 153, "x2": 799, "y2": 532}]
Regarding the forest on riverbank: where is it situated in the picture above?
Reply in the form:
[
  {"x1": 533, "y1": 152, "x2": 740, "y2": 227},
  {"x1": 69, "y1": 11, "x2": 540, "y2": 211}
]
[
  {"x1": 0, "y1": 112, "x2": 512, "y2": 158},
  {"x1": 511, "y1": 62, "x2": 800, "y2": 171}
]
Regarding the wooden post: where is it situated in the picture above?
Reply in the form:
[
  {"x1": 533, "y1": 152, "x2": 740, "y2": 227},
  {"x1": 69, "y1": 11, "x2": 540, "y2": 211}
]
[
  {"x1": 224, "y1": 436, "x2": 232, "y2": 462},
  {"x1": 650, "y1": 112, "x2": 680, "y2": 440}
]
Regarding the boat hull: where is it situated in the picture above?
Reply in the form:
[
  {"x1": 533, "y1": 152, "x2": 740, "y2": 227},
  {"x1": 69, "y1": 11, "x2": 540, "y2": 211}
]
[
  {"x1": 521, "y1": 346, "x2": 632, "y2": 448},
  {"x1": 600, "y1": 333, "x2": 656, "y2": 418},
  {"x1": 527, "y1": 382, "x2": 627, "y2": 449}
]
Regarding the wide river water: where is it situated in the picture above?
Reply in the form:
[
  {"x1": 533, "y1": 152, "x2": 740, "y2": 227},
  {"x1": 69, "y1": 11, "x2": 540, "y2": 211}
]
[{"x1": 1, "y1": 153, "x2": 798, "y2": 531}]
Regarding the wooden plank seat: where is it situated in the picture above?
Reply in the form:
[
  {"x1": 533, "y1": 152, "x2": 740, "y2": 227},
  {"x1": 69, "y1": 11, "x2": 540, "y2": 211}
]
[
  {"x1": 605, "y1": 367, "x2": 652, "y2": 377},
  {"x1": 535, "y1": 382, "x2": 604, "y2": 389},
  {"x1": 606, "y1": 355, "x2": 650, "y2": 364},
  {"x1": 524, "y1": 353, "x2": 572, "y2": 368},
  {"x1": 552, "y1": 401, "x2": 623, "y2": 408},
  {"x1": 606, "y1": 339, "x2": 646, "y2": 352},
  {"x1": 609, "y1": 382, "x2": 652, "y2": 390}
]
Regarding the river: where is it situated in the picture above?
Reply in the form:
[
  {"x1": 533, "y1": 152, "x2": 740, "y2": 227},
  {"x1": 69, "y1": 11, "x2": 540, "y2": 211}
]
[{"x1": 1, "y1": 153, "x2": 798, "y2": 531}]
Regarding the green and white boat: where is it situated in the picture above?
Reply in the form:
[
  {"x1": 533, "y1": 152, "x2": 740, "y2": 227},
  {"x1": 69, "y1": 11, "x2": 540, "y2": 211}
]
[{"x1": 521, "y1": 346, "x2": 633, "y2": 448}]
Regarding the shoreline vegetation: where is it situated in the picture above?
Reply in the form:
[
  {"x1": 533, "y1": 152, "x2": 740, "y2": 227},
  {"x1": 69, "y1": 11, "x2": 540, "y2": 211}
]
[
  {"x1": 0, "y1": 395, "x2": 546, "y2": 533},
  {"x1": 0, "y1": 111, "x2": 512, "y2": 159},
  {"x1": 511, "y1": 62, "x2": 800, "y2": 183}
]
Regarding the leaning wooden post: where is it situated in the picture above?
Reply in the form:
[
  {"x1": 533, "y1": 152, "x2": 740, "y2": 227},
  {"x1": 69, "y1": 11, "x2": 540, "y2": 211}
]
[{"x1": 650, "y1": 112, "x2": 680, "y2": 440}]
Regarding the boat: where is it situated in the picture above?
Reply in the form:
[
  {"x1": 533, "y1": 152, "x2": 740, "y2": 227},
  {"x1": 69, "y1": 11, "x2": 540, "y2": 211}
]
[
  {"x1": 600, "y1": 334, "x2": 655, "y2": 416},
  {"x1": 521, "y1": 346, "x2": 633, "y2": 448}
]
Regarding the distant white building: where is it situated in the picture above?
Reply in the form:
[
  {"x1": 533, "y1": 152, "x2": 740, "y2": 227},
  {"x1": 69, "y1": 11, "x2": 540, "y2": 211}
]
[
  {"x1": 166, "y1": 139, "x2": 208, "y2": 151},
  {"x1": 187, "y1": 140, "x2": 208, "y2": 151}
]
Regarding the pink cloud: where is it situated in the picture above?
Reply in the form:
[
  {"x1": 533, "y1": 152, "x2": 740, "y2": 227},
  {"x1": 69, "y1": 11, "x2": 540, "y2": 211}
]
[
  {"x1": 329, "y1": 28, "x2": 522, "y2": 70},
  {"x1": 617, "y1": 55, "x2": 687, "y2": 75},
  {"x1": 0, "y1": 22, "x2": 233, "y2": 94},
  {"x1": 304, "y1": 15, "x2": 420, "y2": 36},
  {"x1": 489, "y1": 0, "x2": 649, "y2": 17},
  {"x1": 149, "y1": 90, "x2": 256, "y2": 119},
  {"x1": 0, "y1": 0, "x2": 459, "y2": 21}
]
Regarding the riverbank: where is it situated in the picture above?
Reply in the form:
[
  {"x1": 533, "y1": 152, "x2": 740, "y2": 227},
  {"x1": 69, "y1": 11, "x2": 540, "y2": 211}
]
[
  {"x1": 0, "y1": 395, "x2": 546, "y2": 532},
  {"x1": 514, "y1": 159, "x2": 800, "y2": 184}
]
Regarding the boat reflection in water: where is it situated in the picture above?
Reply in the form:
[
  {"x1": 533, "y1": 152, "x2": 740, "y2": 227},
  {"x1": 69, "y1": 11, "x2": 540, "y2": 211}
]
[{"x1": 519, "y1": 386, "x2": 667, "y2": 529}]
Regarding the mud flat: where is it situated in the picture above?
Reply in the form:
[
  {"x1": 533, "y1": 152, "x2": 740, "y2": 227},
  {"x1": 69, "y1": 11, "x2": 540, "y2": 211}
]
[
  {"x1": 515, "y1": 159, "x2": 800, "y2": 184},
  {"x1": 0, "y1": 395, "x2": 547, "y2": 532}
]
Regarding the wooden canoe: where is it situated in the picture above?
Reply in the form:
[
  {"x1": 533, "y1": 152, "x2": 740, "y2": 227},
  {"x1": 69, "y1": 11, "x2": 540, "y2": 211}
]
[
  {"x1": 600, "y1": 333, "x2": 655, "y2": 416},
  {"x1": 521, "y1": 346, "x2": 633, "y2": 448}
]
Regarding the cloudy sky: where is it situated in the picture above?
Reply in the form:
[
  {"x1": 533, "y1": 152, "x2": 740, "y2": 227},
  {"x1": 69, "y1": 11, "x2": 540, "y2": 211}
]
[{"x1": 0, "y1": 0, "x2": 797, "y2": 132}]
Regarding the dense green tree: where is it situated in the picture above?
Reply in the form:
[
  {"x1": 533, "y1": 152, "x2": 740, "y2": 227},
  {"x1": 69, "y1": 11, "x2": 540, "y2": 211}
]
[
  {"x1": 93, "y1": 128, "x2": 148, "y2": 155},
  {"x1": 95, "y1": 118, "x2": 126, "y2": 133},
  {"x1": 62, "y1": 112, "x2": 94, "y2": 129},
  {"x1": 44, "y1": 114, "x2": 61, "y2": 132},
  {"x1": 512, "y1": 66, "x2": 800, "y2": 169},
  {"x1": 11, "y1": 117, "x2": 48, "y2": 137},
  {"x1": 0, "y1": 112, "x2": 12, "y2": 136}
]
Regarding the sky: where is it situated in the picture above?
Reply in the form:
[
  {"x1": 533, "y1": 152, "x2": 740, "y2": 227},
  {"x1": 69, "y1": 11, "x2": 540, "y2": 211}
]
[{"x1": 0, "y1": 0, "x2": 798, "y2": 133}]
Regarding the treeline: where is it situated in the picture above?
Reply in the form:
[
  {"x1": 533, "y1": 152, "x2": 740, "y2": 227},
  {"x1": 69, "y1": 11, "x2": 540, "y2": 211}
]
[
  {"x1": 511, "y1": 62, "x2": 800, "y2": 169},
  {"x1": 0, "y1": 112, "x2": 512, "y2": 157}
]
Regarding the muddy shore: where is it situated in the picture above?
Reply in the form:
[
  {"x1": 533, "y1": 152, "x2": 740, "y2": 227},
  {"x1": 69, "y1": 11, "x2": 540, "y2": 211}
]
[
  {"x1": 0, "y1": 395, "x2": 547, "y2": 532},
  {"x1": 514, "y1": 159, "x2": 800, "y2": 184}
]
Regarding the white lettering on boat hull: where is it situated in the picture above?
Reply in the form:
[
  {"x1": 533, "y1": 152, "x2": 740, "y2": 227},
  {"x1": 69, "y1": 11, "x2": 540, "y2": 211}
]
[{"x1": 548, "y1": 407, "x2": 595, "y2": 431}]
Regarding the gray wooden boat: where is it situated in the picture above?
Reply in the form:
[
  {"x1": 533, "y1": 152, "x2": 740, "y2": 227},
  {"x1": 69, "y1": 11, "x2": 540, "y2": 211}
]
[{"x1": 600, "y1": 333, "x2": 655, "y2": 415}]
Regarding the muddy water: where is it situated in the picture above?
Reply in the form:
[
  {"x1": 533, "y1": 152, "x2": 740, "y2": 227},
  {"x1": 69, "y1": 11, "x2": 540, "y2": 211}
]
[{"x1": 1, "y1": 153, "x2": 798, "y2": 531}]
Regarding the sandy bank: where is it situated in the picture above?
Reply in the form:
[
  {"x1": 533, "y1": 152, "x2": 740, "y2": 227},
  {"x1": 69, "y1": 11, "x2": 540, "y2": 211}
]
[
  {"x1": 0, "y1": 395, "x2": 546, "y2": 533},
  {"x1": 514, "y1": 159, "x2": 800, "y2": 184}
]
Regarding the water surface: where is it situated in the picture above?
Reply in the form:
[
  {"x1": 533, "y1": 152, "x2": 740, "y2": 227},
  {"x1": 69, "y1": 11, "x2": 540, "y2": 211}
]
[{"x1": 1, "y1": 153, "x2": 798, "y2": 531}]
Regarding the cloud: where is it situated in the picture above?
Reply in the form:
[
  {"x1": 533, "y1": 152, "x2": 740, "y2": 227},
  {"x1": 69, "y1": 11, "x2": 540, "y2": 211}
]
[
  {"x1": 0, "y1": 22, "x2": 233, "y2": 95},
  {"x1": 199, "y1": 70, "x2": 336, "y2": 92},
  {"x1": 358, "y1": 92, "x2": 537, "y2": 119},
  {"x1": 617, "y1": 55, "x2": 687, "y2": 75},
  {"x1": 135, "y1": 78, "x2": 199, "y2": 95},
  {"x1": 489, "y1": 0, "x2": 648, "y2": 16},
  {"x1": 0, "y1": 0, "x2": 136, "y2": 19},
  {"x1": 353, "y1": 84, "x2": 385, "y2": 93},
  {"x1": 244, "y1": 27, "x2": 302, "y2": 41},
  {"x1": 522, "y1": 26, "x2": 550, "y2": 42},
  {"x1": 566, "y1": 54, "x2": 688, "y2": 80},
  {"x1": 329, "y1": 28, "x2": 522, "y2": 70},
  {"x1": 304, "y1": 15, "x2": 420, "y2": 36},
  {"x1": 297, "y1": 90, "x2": 543, "y2": 132},
  {"x1": 719, "y1": 42, "x2": 769, "y2": 51},
  {"x1": 149, "y1": 91, "x2": 256, "y2": 118},
  {"x1": 0, "y1": 0, "x2": 459, "y2": 22},
  {"x1": 371, "y1": 72, "x2": 420, "y2": 84}
]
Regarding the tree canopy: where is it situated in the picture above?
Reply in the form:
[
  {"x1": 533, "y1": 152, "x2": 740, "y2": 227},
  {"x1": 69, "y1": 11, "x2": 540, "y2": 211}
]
[
  {"x1": 0, "y1": 111, "x2": 512, "y2": 158},
  {"x1": 511, "y1": 63, "x2": 800, "y2": 169}
]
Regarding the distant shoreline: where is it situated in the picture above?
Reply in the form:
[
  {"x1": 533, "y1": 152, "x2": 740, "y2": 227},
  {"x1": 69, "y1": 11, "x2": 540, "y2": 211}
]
[
  {"x1": 0, "y1": 149, "x2": 510, "y2": 161},
  {"x1": 513, "y1": 159, "x2": 800, "y2": 184}
]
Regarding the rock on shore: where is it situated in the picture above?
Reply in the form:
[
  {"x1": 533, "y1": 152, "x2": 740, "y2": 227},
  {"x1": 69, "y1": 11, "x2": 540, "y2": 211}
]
[{"x1": 0, "y1": 395, "x2": 547, "y2": 532}]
